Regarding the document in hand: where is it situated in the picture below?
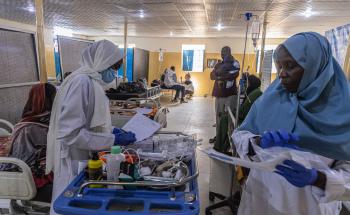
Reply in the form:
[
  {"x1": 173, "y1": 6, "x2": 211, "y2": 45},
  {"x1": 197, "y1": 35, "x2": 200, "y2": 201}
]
[{"x1": 122, "y1": 114, "x2": 161, "y2": 142}]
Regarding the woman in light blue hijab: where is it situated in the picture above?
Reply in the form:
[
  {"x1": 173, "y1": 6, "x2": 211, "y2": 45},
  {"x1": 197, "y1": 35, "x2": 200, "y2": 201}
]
[
  {"x1": 240, "y1": 32, "x2": 350, "y2": 160},
  {"x1": 233, "y1": 32, "x2": 350, "y2": 215}
]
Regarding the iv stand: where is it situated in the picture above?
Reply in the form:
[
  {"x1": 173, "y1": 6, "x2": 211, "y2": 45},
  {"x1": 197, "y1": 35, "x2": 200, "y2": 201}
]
[{"x1": 235, "y1": 12, "x2": 253, "y2": 127}]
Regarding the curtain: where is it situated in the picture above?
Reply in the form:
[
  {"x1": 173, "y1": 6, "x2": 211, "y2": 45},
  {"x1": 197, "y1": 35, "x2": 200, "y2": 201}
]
[{"x1": 325, "y1": 23, "x2": 350, "y2": 67}]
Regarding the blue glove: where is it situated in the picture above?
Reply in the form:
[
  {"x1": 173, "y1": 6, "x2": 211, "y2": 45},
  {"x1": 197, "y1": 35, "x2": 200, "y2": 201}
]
[
  {"x1": 275, "y1": 160, "x2": 318, "y2": 188},
  {"x1": 112, "y1": 127, "x2": 123, "y2": 135},
  {"x1": 114, "y1": 131, "x2": 136, "y2": 146},
  {"x1": 260, "y1": 129, "x2": 299, "y2": 149}
]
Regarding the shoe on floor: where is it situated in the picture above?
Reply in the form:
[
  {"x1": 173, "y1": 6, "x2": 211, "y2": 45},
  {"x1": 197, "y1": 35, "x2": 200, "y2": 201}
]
[
  {"x1": 209, "y1": 136, "x2": 216, "y2": 144},
  {"x1": 180, "y1": 99, "x2": 188, "y2": 103}
]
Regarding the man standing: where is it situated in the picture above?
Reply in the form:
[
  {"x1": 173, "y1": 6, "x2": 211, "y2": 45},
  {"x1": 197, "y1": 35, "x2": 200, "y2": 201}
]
[{"x1": 210, "y1": 46, "x2": 240, "y2": 152}]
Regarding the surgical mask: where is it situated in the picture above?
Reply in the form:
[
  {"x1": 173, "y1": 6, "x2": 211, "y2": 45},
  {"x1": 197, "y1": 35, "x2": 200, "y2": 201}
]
[{"x1": 101, "y1": 68, "x2": 116, "y2": 83}]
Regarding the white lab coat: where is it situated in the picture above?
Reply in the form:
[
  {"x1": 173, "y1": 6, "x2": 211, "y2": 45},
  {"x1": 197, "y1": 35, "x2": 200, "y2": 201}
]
[
  {"x1": 46, "y1": 40, "x2": 123, "y2": 215},
  {"x1": 49, "y1": 75, "x2": 114, "y2": 215},
  {"x1": 232, "y1": 130, "x2": 350, "y2": 215}
]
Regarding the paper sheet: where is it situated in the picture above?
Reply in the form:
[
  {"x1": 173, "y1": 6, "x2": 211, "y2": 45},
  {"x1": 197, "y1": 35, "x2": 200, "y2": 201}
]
[
  {"x1": 204, "y1": 148, "x2": 290, "y2": 172},
  {"x1": 135, "y1": 107, "x2": 153, "y2": 115},
  {"x1": 122, "y1": 114, "x2": 161, "y2": 142}
]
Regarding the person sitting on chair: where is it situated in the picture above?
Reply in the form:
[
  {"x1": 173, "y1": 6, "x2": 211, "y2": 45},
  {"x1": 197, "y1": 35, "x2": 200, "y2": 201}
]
[
  {"x1": 0, "y1": 83, "x2": 57, "y2": 199},
  {"x1": 238, "y1": 74, "x2": 262, "y2": 125},
  {"x1": 184, "y1": 73, "x2": 194, "y2": 99},
  {"x1": 164, "y1": 66, "x2": 187, "y2": 103}
]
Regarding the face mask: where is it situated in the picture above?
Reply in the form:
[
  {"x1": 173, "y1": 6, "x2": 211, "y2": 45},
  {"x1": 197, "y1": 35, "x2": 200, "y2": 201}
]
[{"x1": 101, "y1": 68, "x2": 116, "y2": 83}]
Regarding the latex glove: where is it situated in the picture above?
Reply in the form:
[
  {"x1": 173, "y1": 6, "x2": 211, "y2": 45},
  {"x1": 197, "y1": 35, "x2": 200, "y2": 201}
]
[
  {"x1": 112, "y1": 127, "x2": 123, "y2": 135},
  {"x1": 275, "y1": 160, "x2": 318, "y2": 188},
  {"x1": 114, "y1": 131, "x2": 136, "y2": 146},
  {"x1": 260, "y1": 129, "x2": 299, "y2": 149}
]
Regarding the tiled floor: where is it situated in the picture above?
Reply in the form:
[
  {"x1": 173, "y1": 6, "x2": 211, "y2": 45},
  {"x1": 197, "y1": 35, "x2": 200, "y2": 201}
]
[{"x1": 161, "y1": 97, "x2": 232, "y2": 215}]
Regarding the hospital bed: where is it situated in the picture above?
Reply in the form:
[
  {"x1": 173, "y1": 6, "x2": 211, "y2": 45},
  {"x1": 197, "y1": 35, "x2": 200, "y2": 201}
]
[
  {"x1": 106, "y1": 86, "x2": 162, "y2": 102},
  {"x1": 0, "y1": 157, "x2": 51, "y2": 214},
  {"x1": 110, "y1": 98, "x2": 168, "y2": 128},
  {"x1": 0, "y1": 119, "x2": 50, "y2": 214}
]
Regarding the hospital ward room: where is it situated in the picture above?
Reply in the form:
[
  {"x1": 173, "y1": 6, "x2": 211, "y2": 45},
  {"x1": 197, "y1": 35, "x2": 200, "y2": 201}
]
[{"x1": 1, "y1": 0, "x2": 350, "y2": 214}]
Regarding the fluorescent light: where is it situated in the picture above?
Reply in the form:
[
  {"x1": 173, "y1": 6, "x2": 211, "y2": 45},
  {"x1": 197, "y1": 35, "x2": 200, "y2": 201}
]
[
  {"x1": 53, "y1": 27, "x2": 73, "y2": 37},
  {"x1": 139, "y1": 10, "x2": 144, "y2": 18},
  {"x1": 170, "y1": 31, "x2": 174, "y2": 36},
  {"x1": 23, "y1": 3, "x2": 35, "y2": 13},
  {"x1": 118, "y1": 44, "x2": 136, "y2": 48},
  {"x1": 303, "y1": 7, "x2": 313, "y2": 18},
  {"x1": 216, "y1": 23, "x2": 222, "y2": 31}
]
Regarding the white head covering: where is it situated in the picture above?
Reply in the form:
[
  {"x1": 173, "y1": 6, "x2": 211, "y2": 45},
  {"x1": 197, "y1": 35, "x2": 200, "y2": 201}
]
[
  {"x1": 79, "y1": 40, "x2": 124, "y2": 74},
  {"x1": 46, "y1": 40, "x2": 123, "y2": 174}
]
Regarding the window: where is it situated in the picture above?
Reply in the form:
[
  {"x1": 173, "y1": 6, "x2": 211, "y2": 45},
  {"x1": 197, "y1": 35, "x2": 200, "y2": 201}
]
[
  {"x1": 182, "y1": 44, "x2": 205, "y2": 72},
  {"x1": 256, "y1": 45, "x2": 278, "y2": 74}
]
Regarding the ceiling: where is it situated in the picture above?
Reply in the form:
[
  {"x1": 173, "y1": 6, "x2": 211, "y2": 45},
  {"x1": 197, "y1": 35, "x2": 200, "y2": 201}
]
[{"x1": 1, "y1": 0, "x2": 350, "y2": 38}]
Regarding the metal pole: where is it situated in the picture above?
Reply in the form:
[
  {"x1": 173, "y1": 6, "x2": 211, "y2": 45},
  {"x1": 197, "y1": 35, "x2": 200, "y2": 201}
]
[
  {"x1": 235, "y1": 13, "x2": 251, "y2": 127},
  {"x1": 123, "y1": 19, "x2": 128, "y2": 82},
  {"x1": 258, "y1": 14, "x2": 268, "y2": 79},
  {"x1": 35, "y1": 0, "x2": 47, "y2": 83}
]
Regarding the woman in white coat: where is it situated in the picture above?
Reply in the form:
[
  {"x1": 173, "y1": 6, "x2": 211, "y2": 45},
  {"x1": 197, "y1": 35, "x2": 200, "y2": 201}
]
[
  {"x1": 46, "y1": 40, "x2": 135, "y2": 215},
  {"x1": 233, "y1": 32, "x2": 350, "y2": 215}
]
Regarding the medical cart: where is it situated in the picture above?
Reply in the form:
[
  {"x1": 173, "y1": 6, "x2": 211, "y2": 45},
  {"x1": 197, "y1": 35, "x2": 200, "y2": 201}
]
[{"x1": 53, "y1": 132, "x2": 200, "y2": 215}]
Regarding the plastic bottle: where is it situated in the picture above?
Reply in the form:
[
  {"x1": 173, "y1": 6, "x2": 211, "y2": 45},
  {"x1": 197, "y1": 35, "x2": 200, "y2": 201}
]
[
  {"x1": 106, "y1": 146, "x2": 125, "y2": 188},
  {"x1": 88, "y1": 152, "x2": 103, "y2": 188}
]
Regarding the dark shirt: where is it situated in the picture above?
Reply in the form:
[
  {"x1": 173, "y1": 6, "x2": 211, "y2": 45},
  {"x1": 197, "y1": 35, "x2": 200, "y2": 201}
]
[
  {"x1": 239, "y1": 88, "x2": 263, "y2": 125},
  {"x1": 211, "y1": 57, "x2": 240, "y2": 97}
]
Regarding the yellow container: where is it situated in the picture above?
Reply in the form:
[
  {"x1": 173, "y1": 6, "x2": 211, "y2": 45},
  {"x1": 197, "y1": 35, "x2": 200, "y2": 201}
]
[{"x1": 88, "y1": 152, "x2": 103, "y2": 188}]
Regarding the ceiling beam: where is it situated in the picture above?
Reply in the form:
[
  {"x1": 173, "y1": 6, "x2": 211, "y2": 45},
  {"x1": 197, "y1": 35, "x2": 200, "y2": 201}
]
[
  {"x1": 174, "y1": 4, "x2": 193, "y2": 32},
  {"x1": 273, "y1": 1, "x2": 308, "y2": 26},
  {"x1": 229, "y1": 0, "x2": 240, "y2": 25},
  {"x1": 260, "y1": 0, "x2": 276, "y2": 20},
  {"x1": 142, "y1": 3, "x2": 172, "y2": 31},
  {"x1": 202, "y1": 0, "x2": 210, "y2": 25}
]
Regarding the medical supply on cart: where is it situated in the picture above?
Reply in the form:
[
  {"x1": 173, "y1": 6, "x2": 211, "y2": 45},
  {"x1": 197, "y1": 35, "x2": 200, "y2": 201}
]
[
  {"x1": 106, "y1": 146, "x2": 125, "y2": 188},
  {"x1": 128, "y1": 132, "x2": 197, "y2": 161},
  {"x1": 88, "y1": 152, "x2": 103, "y2": 188},
  {"x1": 53, "y1": 131, "x2": 200, "y2": 215}
]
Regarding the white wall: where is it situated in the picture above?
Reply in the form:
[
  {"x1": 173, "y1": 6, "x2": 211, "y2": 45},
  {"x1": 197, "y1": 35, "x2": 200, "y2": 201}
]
[
  {"x1": 88, "y1": 36, "x2": 257, "y2": 53},
  {"x1": 88, "y1": 35, "x2": 286, "y2": 54}
]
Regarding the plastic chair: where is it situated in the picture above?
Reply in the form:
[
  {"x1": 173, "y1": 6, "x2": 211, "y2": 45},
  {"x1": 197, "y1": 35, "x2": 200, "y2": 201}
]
[{"x1": 0, "y1": 157, "x2": 50, "y2": 214}]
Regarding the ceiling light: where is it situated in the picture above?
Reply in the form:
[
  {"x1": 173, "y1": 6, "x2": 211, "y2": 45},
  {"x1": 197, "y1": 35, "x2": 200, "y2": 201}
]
[
  {"x1": 53, "y1": 27, "x2": 73, "y2": 37},
  {"x1": 216, "y1": 23, "x2": 222, "y2": 31},
  {"x1": 139, "y1": 10, "x2": 144, "y2": 18},
  {"x1": 24, "y1": 4, "x2": 35, "y2": 13},
  {"x1": 303, "y1": 7, "x2": 313, "y2": 18},
  {"x1": 170, "y1": 31, "x2": 174, "y2": 36}
]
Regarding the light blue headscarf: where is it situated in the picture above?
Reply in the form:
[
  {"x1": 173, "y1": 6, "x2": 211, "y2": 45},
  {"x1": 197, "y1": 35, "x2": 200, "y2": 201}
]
[{"x1": 239, "y1": 32, "x2": 350, "y2": 160}]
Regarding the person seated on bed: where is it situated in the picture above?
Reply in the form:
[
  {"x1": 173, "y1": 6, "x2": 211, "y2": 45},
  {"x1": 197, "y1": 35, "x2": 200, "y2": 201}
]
[{"x1": 1, "y1": 83, "x2": 57, "y2": 192}]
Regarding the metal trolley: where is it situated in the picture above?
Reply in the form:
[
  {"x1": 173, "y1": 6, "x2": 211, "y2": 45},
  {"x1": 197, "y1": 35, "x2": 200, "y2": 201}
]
[{"x1": 53, "y1": 132, "x2": 200, "y2": 215}]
